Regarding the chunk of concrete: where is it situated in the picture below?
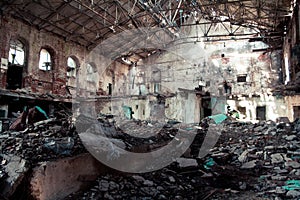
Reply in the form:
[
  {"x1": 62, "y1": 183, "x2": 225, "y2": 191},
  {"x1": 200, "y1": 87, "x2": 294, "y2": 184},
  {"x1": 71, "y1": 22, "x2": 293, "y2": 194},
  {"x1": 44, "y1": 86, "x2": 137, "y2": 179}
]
[
  {"x1": 238, "y1": 150, "x2": 249, "y2": 163},
  {"x1": 241, "y1": 160, "x2": 257, "y2": 169},
  {"x1": 30, "y1": 153, "x2": 108, "y2": 200},
  {"x1": 286, "y1": 190, "x2": 300, "y2": 198},
  {"x1": 0, "y1": 154, "x2": 28, "y2": 199},
  {"x1": 285, "y1": 161, "x2": 300, "y2": 169},
  {"x1": 176, "y1": 158, "x2": 198, "y2": 168},
  {"x1": 271, "y1": 153, "x2": 284, "y2": 164}
]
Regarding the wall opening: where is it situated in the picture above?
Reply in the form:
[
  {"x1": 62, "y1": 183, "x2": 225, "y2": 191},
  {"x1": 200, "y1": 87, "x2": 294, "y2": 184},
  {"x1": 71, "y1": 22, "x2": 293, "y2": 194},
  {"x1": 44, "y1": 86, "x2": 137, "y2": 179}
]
[
  {"x1": 39, "y1": 48, "x2": 52, "y2": 71},
  {"x1": 108, "y1": 83, "x2": 112, "y2": 95},
  {"x1": 86, "y1": 63, "x2": 97, "y2": 83},
  {"x1": 7, "y1": 39, "x2": 26, "y2": 89},
  {"x1": 237, "y1": 75, "x2": 247, "y2": 82},
  {"x1": 293, "y1": 106, "x2": 300, "y2": 120},
  {"x1": 67, "y1": 56, "x2": 78, "y2": 77},
  {"x1": 237, "y1": 106, "x2": 246, "y2": 119},
  {"x1": 256, "y1": 106, "x2": 266, "y2": 120}
]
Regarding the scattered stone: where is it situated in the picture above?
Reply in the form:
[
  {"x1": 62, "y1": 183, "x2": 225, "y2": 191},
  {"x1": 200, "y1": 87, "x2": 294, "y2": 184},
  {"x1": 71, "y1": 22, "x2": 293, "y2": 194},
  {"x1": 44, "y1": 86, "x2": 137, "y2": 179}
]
[
  {"x1": 241, "y1": 160, "x2": 257, "y2": 169},
  {"x1": 285, "y1": 135, "x2": 297, "y2": 141},
  {"x1": 285, "y1": 161, "x2": 300, "y2": 169},
  {"x1": 286, "y1": 190, "x2": 300, "y2": 198},
  {"x1": 0, "y1": 155, "x2": 28, "y2": 199},
  {"x1": 271, "y1": 175, "x2": 287, "y2": 181},
  {"x1": 176, "y1": 158, "x2": 198, "y2": 168},
  {"x1": 271, "y1": 153, "x2": 284, "y2": 164},
  {"x1": 98, "y1": 180, "x2": 109, "y2": 192},
  {"x1": 168, "y1": 176, "x2": 176, "y2": 183},
  {"x1": 275, "y1": 187, "x2": 286, "y2": 194},
  {"x1": 238, "y1": 150, "x2": 249, "y2": 163},
  {"x1": 143, "y1": 180, "x2": 154, "y2": 186}
]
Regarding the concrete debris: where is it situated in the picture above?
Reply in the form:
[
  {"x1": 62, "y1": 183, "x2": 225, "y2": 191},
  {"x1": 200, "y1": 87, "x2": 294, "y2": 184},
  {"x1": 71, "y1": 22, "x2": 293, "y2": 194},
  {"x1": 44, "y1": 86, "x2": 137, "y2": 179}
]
[
  {"x1": 286, "y1": 190, "x2": 300, "y2": 198},
  {"x1": 0, "y1": 155, "x2": 28, "y2": 199},
  {"x1": 241, "y1": 160, "x2": 257, "y2": 169},
  {"x1": 285, "y1": 161, "x2": 300, "y2": 169},
  {"x1": 0, "y1": 108, "x2": 86, "y2": 199},
  {"x1": 271, "y1": 153, "x2": 284, "y2": 164},
  {"x1": 65, "y1": 118, "x2": 300, "y2": 200},
  {"x1": 176, "y1": 158, "x2": 198, "y2": 168},
  {"x1": 2, "y1": 114, "x2": 300, "y2": 199},
  {"x1": 0, "y1": 111, "x2": 85, "y2": 164}
]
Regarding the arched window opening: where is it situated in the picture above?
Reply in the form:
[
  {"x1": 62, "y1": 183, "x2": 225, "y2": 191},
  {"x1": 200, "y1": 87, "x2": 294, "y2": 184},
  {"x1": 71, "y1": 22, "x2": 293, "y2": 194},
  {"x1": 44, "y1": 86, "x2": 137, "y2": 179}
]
[
  {"x1": 86, "y1": 63, "x2": 97, "y2": 83},
  {"x1": 39, "y1": 49, "x2": 52, "y2": 71},
  {"x1": 67, "y1": 57, "x2": 77, "y2": 77},
  {"x1": 8, "y1": 39, "x2": 25, "y2": 65}
]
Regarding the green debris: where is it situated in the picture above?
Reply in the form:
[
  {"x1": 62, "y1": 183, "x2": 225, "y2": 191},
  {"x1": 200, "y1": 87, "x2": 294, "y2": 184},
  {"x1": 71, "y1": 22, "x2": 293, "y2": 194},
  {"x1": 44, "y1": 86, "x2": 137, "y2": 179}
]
[
  {"x1": 204, "y1": 158, "x2": 216, "y2": 170},
  {"x1": 282, "y1": 180, "x2": 300, "y2": 191},
  {"x1": 208, "y1": 114, "x2": 227, "y2": 124}
]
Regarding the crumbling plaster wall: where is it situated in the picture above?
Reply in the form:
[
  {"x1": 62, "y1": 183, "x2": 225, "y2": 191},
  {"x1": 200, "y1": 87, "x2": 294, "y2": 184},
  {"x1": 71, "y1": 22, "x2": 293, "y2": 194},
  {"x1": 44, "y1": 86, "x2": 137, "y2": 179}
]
[
  {"x1": 203, "y1": 41, "x2": 281, "y2": 96},
  {"x1": 0, "y1": 16, "x2": 85, "y2": 95},
  {"x1": 227, "y1": 95, "x2": 287, "y2": 122},
  {"x1": 165, "y1": 92, "x2": 201, "y2": 123},
  {"x1": 0, "y1": 16, "x2": 131, "y2": 99},
  {"x1": 284, "y1": 95, "x2": 300, "y2": 121},
  {"x1": 31, "y1": 153, "x2": 108, "y2": 200},
  {"x1": 96, "y1": 20, "x2": 282, "y2": 123},
  {"x1": 131, "y1": 35, "x2": 281, "y2": 122}
]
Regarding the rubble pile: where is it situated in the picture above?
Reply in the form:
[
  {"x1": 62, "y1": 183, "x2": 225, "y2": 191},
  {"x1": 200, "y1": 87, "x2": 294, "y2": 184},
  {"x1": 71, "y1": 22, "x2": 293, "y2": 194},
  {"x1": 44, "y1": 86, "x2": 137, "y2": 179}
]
[
  {"x1": 65, "y1": 118, "x2": 300, "y2": 200},
  {"x1": 64, "y1": 167, "x2": 210, "y2": 200},
  {"x1": 2, "y1": 110, "x2": 300, "y2": 199},
  {"x1": 77, "y1": 115, "x2": 198, "y2": 155},
  {"x1": 0, "y1": 117, "x2": 85, "y2": 164},
  {"x1": 0, "y1": 109, "x2": 86, "y2": 199},
  {"x1": 207, "y1": 119, "x2": 300, "y2": 199}
]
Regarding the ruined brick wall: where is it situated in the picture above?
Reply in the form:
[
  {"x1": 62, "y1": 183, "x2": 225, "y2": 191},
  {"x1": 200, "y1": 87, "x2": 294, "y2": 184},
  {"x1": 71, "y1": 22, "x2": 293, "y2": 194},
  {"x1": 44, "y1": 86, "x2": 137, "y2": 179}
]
[{"x1": 0, "y1": 16, "x2": 86, "y2": 95}]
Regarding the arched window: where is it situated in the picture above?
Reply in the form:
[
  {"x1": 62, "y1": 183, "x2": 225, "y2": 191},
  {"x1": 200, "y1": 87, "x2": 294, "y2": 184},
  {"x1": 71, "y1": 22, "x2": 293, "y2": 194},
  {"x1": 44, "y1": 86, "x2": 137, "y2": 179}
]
[
  {"x1": 86, "y1": 63, "x2": 97, "y2": 83},
  {"x1": 8, "y1": 39, "x2": 25, "y2": 65},
  {"x1": 39, "y1": 49, "x2": 52, "y2": 71},
  {"x1": 67, "y1": 57, "x2": 77, "y2": 77}
]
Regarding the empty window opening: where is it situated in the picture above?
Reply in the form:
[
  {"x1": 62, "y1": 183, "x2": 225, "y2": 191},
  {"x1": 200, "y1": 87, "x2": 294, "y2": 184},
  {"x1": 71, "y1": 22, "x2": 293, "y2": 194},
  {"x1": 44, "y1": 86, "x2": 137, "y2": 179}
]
[
  {"x1": 256, "y1": 106, "x2": 266, "y2": 120},
  {"x1": 108, "y1": 83, "x2": 112, "y2": 95},
  {"x1": 67, "y1": 57, "x2": 77, "y2": 77},
  {"x1": 293, "y1": 106, "x2": 300, "y2": 120},
  {"x1": 136, "y1": 105, "x2": 139, "y2": 110},
  {"x1": 237, "y1": 106, "x2": 246, "y2": 118},
  {"x1": 206, "y1": 81, "x2": 210, "y2": 87},
  {"x1": 86, "y1": 63, "x2": 97, "y2": 83},
  {"x1": 154, "y1": 83, "x2": 161, "y2": 93},
  {"x1": 237, "y1": 75, "x2": 247, "y2": 82},
  {"x1": 7, "y1": 39, "x2": 26, "y2": 90},
  {"x1": 8, "y1": 39, "x2": 25, "y2": 65},
  {"x1": 39, "y1": 49, "x2": 52, "y2": 71}
]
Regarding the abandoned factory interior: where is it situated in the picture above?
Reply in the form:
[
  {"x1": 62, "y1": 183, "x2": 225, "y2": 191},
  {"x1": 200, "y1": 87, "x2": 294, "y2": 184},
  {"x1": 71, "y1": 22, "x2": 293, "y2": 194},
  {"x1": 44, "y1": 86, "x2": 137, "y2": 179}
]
[{"x1": 2, "y1": 0, "x2": 300, "y2": 199}]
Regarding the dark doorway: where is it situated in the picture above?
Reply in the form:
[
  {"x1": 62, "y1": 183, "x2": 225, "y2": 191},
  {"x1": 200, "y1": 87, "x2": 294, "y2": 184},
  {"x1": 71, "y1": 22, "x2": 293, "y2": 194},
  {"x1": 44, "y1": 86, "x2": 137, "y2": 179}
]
[
  {"x1": 6, "y1": 64, "x2": 23, "y2": 90},
  {"x1": 202, "y1": 96, "x2": 212, "y2": 119},
  {"x1": 256, "y1": 106, "x2": 266, "y2": 120},
  {"x1": 108, "y1": 83, "x2": 112, "y2": 95},
  {"x1": 293, "y1": 106, "x2": 300, "y2": 120}
]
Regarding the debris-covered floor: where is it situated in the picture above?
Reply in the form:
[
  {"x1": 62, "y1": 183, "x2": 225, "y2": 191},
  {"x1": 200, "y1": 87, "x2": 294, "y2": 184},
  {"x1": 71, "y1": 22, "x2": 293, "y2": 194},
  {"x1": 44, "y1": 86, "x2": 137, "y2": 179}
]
[
  {"x1": 1, "y1": 113, "x2": 300, "y2": 199},
  {"x1": 64, "y1": 119, "x2": 300, "y2": 200}
]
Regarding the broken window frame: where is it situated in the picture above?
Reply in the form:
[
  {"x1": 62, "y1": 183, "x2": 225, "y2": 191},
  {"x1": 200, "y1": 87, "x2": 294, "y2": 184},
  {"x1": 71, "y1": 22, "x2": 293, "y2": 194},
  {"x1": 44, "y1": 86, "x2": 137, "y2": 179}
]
[
  {"x1": 38, "y1": 49, "x2": 52, "y2": 71},
  {"x1": 67, "y1": 56, "x2": 78, "y2": 78},
  {"x1": 8, "y1": 39, "x2": 25, "y2": 66}
]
